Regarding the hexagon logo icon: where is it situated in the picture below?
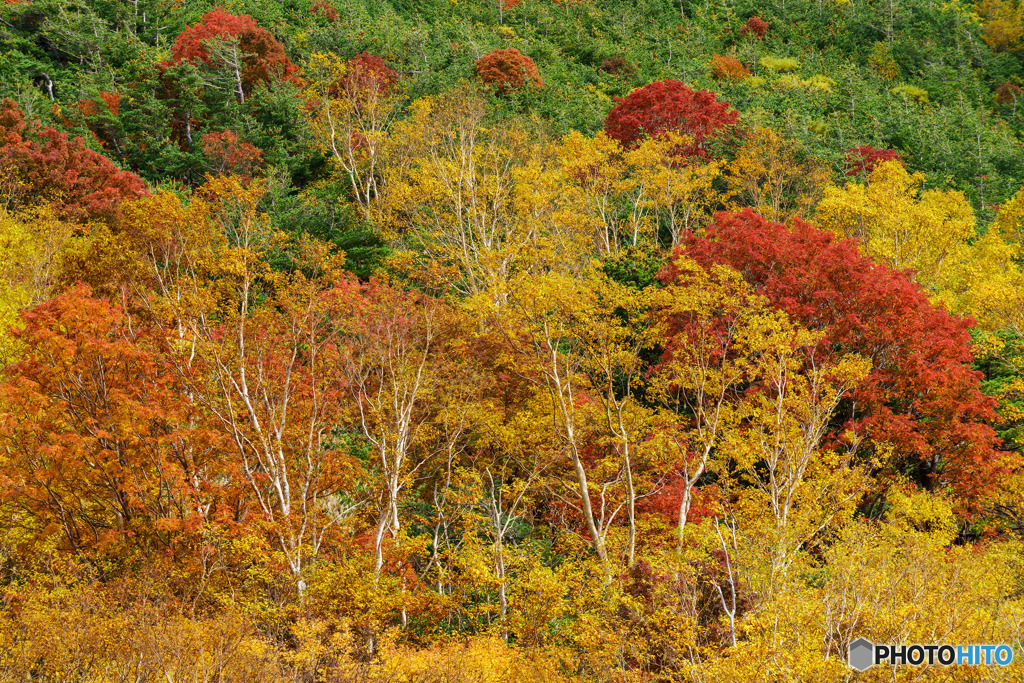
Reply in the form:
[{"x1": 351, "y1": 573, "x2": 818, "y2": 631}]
[{"x1": 849, "y1": 637, "x2": 874, "y2": 671}]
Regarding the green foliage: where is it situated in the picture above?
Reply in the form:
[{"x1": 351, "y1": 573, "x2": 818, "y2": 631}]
[{"x1": 601, "y1": 246, "x2": 666, "y2": 290}]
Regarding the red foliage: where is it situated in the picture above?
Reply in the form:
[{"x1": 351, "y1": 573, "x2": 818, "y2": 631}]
[
  {"x1": 475, "y1": 48, "x2": 543, "y2": 94},
  {"x1": 844, "y1": 145, "x2": 904, "y2": 176},
  {"x1": 740, "y1": 16, "x2": 768, "y2": 39},
  {"x1": 995, "y1": 81, "x2": 1023, "y2": 105},
  {"x1": 77, "y1": 91, "x2": 121, "y2": 119},
  {"x1": 167, "y1": 10, "x2": 299, "y2": 95},
  {"x1": 637, "y1": 478, "x2": 720, "y2": 525},
  {"x1": 201, "y1": 129, "x2": 263, "y2": 177},
  {"x1": 667, "y1": 209, "x2": 1003, "y2": 504},
  {"x1": 599, "y1": 55, "x2": 636, "y2": 78},
  {"x1": 310, "y1": 0, "x2": 338, "y2": 20},
  {"x1": 603, "y1": 80, "x2": 738, "y2": 156},
  {"x1": 333, "y1": 51, "x2": 398, "y2": 99},
  {"x1": 0, "y1": 99, "x2": 147, "y2": 223}
]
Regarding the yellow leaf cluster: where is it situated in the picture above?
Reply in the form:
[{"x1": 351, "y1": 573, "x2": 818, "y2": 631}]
[{"x1": 817, "y1": 160, "x2": 976, "y2": 292}]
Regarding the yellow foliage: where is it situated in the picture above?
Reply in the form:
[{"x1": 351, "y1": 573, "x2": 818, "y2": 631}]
[
  {"x1": 0, "y1": 207, "x2": 73, "y2": 365},
  {"x1": 374, "y1": 636, "x2": 567, "y2": 682},
  {"x1": 773, "y1": 74, "x2": 837, "y2": 93},
  {"x1": 867, "y1": 42, "x2": 901, "y2": 80},
  {"x1": 726, "y1": 125, "x2": 830, "y2": 221},
  {"x1": 304, "y1": 52, "x2": 402, "y2": 215},
  {"x1": 955, "y1": 188, "x2": 1024, "y2": 330},
  {"x1": 760, "y1": 56, "x2": 801, "y2": 72},
  {"x1": 977, "y1": 0, "x2": 1024, "y2": 51},
  {"x1": 817, "y1": 160, "x2": 977, "y2": 293},
  {"x1": 893, "y1": 83, "x2": 930, "y2": 103},
  {"x1": 377, "y1": 85, "x2": 593, "y2": 297},
  {"x1": 623, "y1": 132, "x2": 725, "y2": 246}
]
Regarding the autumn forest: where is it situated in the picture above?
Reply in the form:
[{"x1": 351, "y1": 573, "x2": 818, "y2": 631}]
[{"x1": 0, "y1": 0, "x2": 1023, "y2": 679}]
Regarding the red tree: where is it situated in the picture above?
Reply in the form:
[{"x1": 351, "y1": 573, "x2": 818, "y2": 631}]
[
  {"x1": 310, "y1": 0, "x2": 338, "y2": 20},
  {"x1": 0, "y1": 99, "x2": 147, "y2": 223},
  {"x1": 167, "y1": 10, "x2": 299, "y2": 99},
  {"x1": 668, "y1": 209, "x2": 1003, "y2": 504},
  {"x1": 995, "y1": 81, "x2": 1023, "y2": 105},
  {"x1": 740, "y1": 16, "x2": 768, "y2": 39},
  {"x1": 844, "y1": 145, "x2": 904, "y2": 176},
  {"x1": 603, "y1": 80, "x2": 738, "y2": 156},
  {"x1": 475, "y1": 48, "x2": 543, "y2": 94},
  {"x1": 201, "y1": 129, "x2": 263, "y2": 176}
]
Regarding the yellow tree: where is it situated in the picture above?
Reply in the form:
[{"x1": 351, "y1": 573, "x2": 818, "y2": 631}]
[
  {"x1": 649, "y1": 256, "x2": 813, "y2": 550},
  {"x1": 377, "y1": 85, "x2": 591, "y2": 300},
  {"x1": 549, "y1": 131, "x2": 629, "y2": 256},
  {"x1": 572, "y1": 276, "x2": 659, "y2": 566},
  {"x1": 377, "y1": 85, "x2": 526, "y2": 297},
  {"x1": 485, "y1": 271, "x2": 648, "y2": 568},
  {"x1": 727, "y1": 323, "x2": 869, "y2": 584},
  {"x1": 440, "y1": 362, "x2": 554, "y2": 636},
  {"x1": 816, "y1": 159, "x2": 976, "y2": 292},
  {"x1": 0, "y1": 207, "x2": 72, "y2": 365},
  {"x1": 624, "y1": 132, "x2": 724, "y2": 246},
  {"x1": 726, "y1": 126, "x2": 830, "y2": 222},
  {"x1": 941, "y1": 186, "x2": 1024, "y2": 330},
  {"x1": 978, "y1": 0, "x2": 1024, "y2": 52},
  {"x1": 305, "y1": 52, "x2": 402, "y2": 215}
]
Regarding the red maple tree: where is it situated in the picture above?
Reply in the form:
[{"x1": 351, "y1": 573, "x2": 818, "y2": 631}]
[
  {"x1": 668, "y1": 209, "x2": 1003, "y2": 504},
  {"x1": 603, "y1": 80, "x2": 738, "y2": 156},
  {"x1": 201, "y1": 129, "x2": 263, "y2": 176},
  {"x1": 332, "y1": 51, "x2": 398, "y2": 99},
  {"x1": 166, "y1": 10, "x2": 300, "y2": 98},
  {"x1": 310, "y1": 0, "x2": 338, "y2": 20},
  {"x1": 0, "y1": 99, "x2": 147, "y2": 223},
  {"x1": 995, "y1": 81, "x2": 1023, "y2": 105}
]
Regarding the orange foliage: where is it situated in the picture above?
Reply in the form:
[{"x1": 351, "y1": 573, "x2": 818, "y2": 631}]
[
  {"x1": 166, "y1": 10, "x2": 300, "y2": 96},
  {"x1": 201, "y1": 129, "x2": 264, "y2": 176},
  {"x1": 709, "y1": 54, "x2": 751, "y2": 81},
  {"x1": 977, "y1": 0, "x2": 1024, "y2": 51},
  {"x1": 0, "y1": 285, "x2": 219, "y2": 554},
  {"x1": 475, "y1": 48, "x2": 543, "y2": 93}
]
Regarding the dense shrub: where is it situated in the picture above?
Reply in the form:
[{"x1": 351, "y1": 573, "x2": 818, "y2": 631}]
[
  {"x1": 740, "y1": 16, "x2": 768, "y2": 39},
  {"x1": 709, "y1": 54, "x2": 751, "y2": 82},
  {"x1": 475, "y1": 48, "x2": 543, "y2": 94}
]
